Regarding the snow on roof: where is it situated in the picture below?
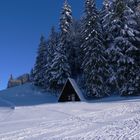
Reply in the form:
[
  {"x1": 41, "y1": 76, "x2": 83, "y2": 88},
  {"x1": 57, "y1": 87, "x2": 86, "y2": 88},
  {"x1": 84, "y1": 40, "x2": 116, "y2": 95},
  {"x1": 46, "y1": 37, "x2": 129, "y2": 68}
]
[{"x1": 68, "y1": 78, "x2": 85, "y2": 101}]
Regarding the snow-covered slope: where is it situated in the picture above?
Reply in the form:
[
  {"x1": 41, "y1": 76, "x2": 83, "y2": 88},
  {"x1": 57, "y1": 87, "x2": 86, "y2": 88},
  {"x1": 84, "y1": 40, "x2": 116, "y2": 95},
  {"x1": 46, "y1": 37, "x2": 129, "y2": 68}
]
[
  {"x1": 0, "y1": 98, "x2": 140, "y2": 140},
  {"x1": 0, "y1": 83, "x2": 57, "y2": 107},
  {"x1": 0, "y1": 84, "x2": 140, "y2": 140}
]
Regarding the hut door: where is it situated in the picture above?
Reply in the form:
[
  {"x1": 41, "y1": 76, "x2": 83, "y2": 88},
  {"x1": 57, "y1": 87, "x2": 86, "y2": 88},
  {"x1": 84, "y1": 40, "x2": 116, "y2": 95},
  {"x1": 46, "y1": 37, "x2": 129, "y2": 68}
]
[
  {"x1": 71, "y1": 94, "x2": 75, "y2": 101},
  {"x1": 68, "y1": 95, "x2": 71, "y2": 101}
]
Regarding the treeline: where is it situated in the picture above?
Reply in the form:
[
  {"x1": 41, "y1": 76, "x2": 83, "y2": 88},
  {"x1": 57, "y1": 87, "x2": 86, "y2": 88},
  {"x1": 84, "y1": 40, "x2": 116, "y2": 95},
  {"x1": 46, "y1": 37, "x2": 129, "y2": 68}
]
[{"x1": 31, "y1": 0, "x2": 140, "y2": 98}]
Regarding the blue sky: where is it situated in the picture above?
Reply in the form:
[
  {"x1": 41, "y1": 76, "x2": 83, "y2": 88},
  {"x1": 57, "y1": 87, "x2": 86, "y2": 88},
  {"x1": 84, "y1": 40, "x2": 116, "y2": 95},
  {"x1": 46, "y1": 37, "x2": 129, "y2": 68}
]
[{"x1": 0, "y1": 0, "x2": 102, "y2": 90}]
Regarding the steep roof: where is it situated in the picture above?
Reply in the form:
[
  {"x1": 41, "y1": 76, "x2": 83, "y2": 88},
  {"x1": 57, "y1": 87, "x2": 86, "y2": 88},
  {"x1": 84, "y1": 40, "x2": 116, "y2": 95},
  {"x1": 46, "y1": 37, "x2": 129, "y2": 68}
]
[{"x1": 58, "y1": 78, "x2": 85, "y2": 101}]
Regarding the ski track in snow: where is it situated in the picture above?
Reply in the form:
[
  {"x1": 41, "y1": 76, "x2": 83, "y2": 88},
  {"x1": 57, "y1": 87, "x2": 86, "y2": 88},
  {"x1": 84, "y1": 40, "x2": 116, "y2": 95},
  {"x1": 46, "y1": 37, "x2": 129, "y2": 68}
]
[{"x1": 0, "y1": 100, "x2": 140, "y2": 140}]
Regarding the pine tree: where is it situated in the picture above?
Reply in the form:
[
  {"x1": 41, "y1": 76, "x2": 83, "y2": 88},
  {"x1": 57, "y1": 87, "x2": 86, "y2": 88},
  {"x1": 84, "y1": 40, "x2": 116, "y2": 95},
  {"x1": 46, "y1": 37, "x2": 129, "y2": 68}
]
[
  {"x1": 106, "y1": 0, "x2": 125, "y2": 91},
  {"x1": 81, "y1": 0, "x2": 109, "y2": 98},
  {"x1": 49, "y1": 46, "x2": 71, "y2": 90},
  {"x1": 101, "y1": 0, "x2": 112, "y2": 34},
  {"x1": 60, "y1": 0, "x2": 73, "y2": 55},
  {"x1": 108, "y1": 0, "x2": 140, "y2": 95},
  {"x1": 49, "y1": 0, "x2": 72, "y2": 90},
  {"x1": 45, "y1": 26, "x2": 59, "y2": 90},
  {"x1": 60, "y1": 0, "x2": 74, "y2": 74},
  {"x1": 70, "y1": 19, "x2": 83, "y2": 76},
  {"x1": 9, "y1": 74, "x2": 13, "y2": 81},
  {"x1": 135, "y1": 1, "x2": 140, "y2": 27},
  {"x1": 100, "y1": 0, "x2": 115, "y2": 93},
  {"x1": 30, "y1": 68, "x2": 34, "y2": 82},
  {"x1": 33, "y1": 35, "x2": 48, "y2": 88}
]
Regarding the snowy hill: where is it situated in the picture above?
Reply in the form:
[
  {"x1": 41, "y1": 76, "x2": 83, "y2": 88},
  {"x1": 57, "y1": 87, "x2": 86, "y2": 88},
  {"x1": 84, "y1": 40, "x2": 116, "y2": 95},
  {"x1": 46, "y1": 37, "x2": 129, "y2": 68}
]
[
  {"x1": 0, "y1": 98, "x2": 140, "y2": 139},
  {"x1": 0, "y1": 83, "x2": 57, "y2": 107},
  {"x1": 0, "y1": 84, "x2": 140, "y2": 139}
]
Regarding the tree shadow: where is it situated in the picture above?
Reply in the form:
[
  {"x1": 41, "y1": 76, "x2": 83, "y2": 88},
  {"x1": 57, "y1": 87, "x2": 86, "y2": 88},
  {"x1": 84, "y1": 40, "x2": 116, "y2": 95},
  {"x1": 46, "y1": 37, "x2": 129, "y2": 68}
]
[
  {"x1": 0, "y1": 83, "x2": 58, "y2": 108},
  {"x1": 86, "y1": 95, "x2": 140, "y2": 103}
]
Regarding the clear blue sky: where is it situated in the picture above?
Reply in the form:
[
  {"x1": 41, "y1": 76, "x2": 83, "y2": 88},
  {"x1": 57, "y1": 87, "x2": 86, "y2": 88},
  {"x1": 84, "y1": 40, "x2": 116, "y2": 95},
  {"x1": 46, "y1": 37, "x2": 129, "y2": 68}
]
[{"x1": 0, "y1": 0, "x2": 102, "y2": 90}]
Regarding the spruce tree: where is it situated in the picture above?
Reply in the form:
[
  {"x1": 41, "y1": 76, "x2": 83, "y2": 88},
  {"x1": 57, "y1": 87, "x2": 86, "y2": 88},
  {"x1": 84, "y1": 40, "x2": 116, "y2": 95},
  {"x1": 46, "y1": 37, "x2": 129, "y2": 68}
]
[
  {"x1": 60, "y1": 0, "x2": 73, "y2": 75},
  {"x1": 106, "y1": 0, "x2": 125, "y2": 91},
  {"x1": 101, "y1": 0, "x2": 112, "y2": 34},
  {"x1": 135, "y1": 1, "x2": 140, "y2": 27},
  {"x1": 33, "y1": 35, "x2": 48, "y2": 88},
  {"x1": 119, "y1": 2, "x2": 140, "y2": 96},
  {"x1": 30, "y1": 68, "x2": 35, "y2": 82},
  {"x1": 60, "y1": 0, "x2": 73, "y2": 55},
  {"x1": 81, "y1": 0, "x2": 109, "y2": 98},
  {"x1": 100, "y1": 0, "x2": 115, "y2": 93},
  {"x1": 49, "y1": 0, "x2": 72, "y2": 90},
  {"x1": 45, "y1": 26, "x2": 59, "y2": 90},
  {"x1": 50, "y1": 46, "x2": 71, "y2": 90},
  {"x1": 70, "y1": 19, "x2": 83, "y2": 76},
  {"x1": 108, "y1": 0, "x2": 140, "y2": 95}
]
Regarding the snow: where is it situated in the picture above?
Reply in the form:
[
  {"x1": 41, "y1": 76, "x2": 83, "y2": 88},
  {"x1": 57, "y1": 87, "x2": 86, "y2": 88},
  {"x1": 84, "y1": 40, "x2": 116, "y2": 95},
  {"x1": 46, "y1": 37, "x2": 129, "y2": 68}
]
[
  {"x1": 0, "y1": 84, "x2": 140, "y2": 139},
  {"x1": 0, "y1": 83, "x2": 57, "y2": 107}
]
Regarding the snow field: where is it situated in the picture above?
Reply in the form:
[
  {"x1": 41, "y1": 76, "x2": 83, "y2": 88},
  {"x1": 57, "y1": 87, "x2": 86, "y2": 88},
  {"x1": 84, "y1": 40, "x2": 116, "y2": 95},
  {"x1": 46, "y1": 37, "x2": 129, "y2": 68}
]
[{"x1": 0, "y1": 99, "x2": 140, "y2": 140}]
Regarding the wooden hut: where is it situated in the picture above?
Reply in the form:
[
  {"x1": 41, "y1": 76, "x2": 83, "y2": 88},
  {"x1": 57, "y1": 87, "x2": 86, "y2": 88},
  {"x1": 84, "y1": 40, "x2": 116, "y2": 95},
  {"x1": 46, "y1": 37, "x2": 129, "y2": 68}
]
[{"x1": 58, "y1": 78, "x2": 85, "y2": 102}]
